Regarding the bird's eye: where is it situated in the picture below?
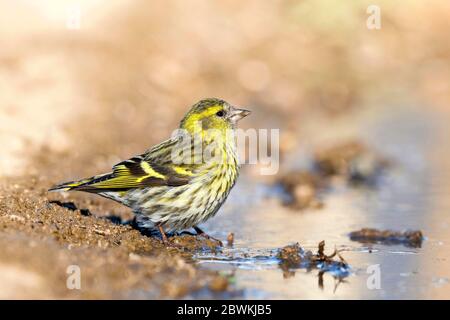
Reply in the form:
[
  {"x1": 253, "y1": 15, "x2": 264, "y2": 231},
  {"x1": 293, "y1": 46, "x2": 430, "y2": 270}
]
[{"x1": 216, "y1": 111, "x2": 224, "y2": 117}]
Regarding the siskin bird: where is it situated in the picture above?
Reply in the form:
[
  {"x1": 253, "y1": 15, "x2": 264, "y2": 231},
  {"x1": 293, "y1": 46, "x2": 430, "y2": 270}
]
[{"x1": 49, "y1": 98, "x2": 250, "y2": 245}]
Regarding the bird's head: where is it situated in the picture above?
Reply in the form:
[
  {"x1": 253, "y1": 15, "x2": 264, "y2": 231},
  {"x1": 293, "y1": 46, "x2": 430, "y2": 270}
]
[{"x1": 180, "y1": 98, "x2": 251, "y2": 135}]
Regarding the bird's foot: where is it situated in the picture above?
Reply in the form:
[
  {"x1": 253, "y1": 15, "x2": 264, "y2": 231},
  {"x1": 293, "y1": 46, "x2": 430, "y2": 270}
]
[
  {"x1": 199, "y1": 233, "x2": 223, "y2": 247},
  {"x1": 194, "y1": 226, "x2": 223, "y2": 246},
  {"x1": 157, "y1": 225, "x2": 179, "y2": 248}
]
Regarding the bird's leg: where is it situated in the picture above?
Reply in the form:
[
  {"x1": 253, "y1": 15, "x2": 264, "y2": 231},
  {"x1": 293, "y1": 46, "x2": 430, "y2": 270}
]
[
  {"x1": 194, "y1": 226, "x2": 223, "y2": 246},
  {"x1": 157, "y1": 224, "x2": 169, "y2": 245},
  {"x1": 157, "y1": 224, "x2": 185, "y2": 248}
]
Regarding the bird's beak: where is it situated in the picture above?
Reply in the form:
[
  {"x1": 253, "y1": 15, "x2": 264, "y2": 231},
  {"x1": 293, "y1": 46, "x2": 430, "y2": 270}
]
[{"x1": 228, "y1": 107, "x2": 251, "y2": 124}]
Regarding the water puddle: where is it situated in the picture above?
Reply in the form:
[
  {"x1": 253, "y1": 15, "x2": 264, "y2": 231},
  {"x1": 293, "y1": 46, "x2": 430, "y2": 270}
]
[
  {"x1": 195, "y1": 248, "x2": 280, "y2": 270},
  {"x1": 192, "y1": 106, "x2": 450, "y2": 299}
]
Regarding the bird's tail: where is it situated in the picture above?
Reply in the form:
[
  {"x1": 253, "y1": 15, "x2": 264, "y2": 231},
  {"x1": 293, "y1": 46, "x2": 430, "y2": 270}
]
[
  {"x1": 48, "y1": 178, "x2": 92, "y2": 192},
  {"x1": 48, "y1": 173, "x2": 111, "y2": 192}
]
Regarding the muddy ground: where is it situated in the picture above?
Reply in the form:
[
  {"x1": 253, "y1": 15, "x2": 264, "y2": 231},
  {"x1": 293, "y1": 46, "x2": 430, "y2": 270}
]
[{"x1": 0, "y1": 176, "x2": 229, "y2": 299}]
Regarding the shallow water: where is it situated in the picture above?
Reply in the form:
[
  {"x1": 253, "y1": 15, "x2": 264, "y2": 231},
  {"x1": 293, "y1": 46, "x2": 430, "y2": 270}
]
[{"x1": 197, "y1": 106, "x2": 450, "y2": 299}]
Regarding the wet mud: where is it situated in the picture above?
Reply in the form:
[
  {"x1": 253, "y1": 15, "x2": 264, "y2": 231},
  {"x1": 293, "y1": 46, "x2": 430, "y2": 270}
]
[
  {"x1": 349, "y1": 228, "x2": 424, "y2": 248},
  {"x1": 0, "y1": 177, "x2": 229, "y2": 299},
  {"x1": 277, "y1": 241, "x2": 350, "y2": 278}
]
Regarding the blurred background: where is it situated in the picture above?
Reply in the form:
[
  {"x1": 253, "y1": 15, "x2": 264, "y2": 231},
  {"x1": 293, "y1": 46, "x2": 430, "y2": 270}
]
[
  {"x1": 1, "y1": 0, "x2": 449, "y2": 177},
  {"x1": 1, "y1": 0, "x2": 450, "y2": 299}
]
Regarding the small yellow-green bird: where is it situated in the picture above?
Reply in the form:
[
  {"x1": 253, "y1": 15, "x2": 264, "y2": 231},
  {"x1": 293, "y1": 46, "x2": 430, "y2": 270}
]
[{"x1": 49, "y1": 98, "x2": 250, "y2": 245}]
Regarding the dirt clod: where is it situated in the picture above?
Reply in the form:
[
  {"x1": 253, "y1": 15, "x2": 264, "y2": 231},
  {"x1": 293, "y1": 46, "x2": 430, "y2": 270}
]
[
  {"x1": 278, "y1": 172, "x2": 324, "y2": 210},
  {"x1": 349, "y1": 228, "x2": 424, "y2": 248},
  {"x1": 277, "y1": 243, "x2": 303, "y2": 268},
  {"x1": 314, "y1": 141, "x2": 389, "y2": 185},
  {"x1": 277, "y1": 241, "x2": 350, "y2": 277}
]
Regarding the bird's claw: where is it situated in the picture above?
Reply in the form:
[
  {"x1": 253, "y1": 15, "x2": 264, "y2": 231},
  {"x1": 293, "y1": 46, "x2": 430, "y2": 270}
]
[{"x1": 197, "y1": 233, "x2": 223, "y2": 246}]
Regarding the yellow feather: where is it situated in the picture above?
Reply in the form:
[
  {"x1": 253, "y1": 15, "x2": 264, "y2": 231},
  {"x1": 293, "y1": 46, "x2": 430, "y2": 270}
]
[
  {"x1": 138, "y1": 162, "x2": 165, "y2": 182},
  {"x1": 173, "y1": 166, "x2": 194, "y2": 176}
]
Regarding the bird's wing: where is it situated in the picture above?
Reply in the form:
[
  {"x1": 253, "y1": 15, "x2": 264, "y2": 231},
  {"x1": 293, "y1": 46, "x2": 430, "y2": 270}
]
[
  {"x1": 50, "y1": 138, "x2": 195, "y2": 193},
  {"x1": 89, "y1": 157, "x2": 191, "y2": 190}
]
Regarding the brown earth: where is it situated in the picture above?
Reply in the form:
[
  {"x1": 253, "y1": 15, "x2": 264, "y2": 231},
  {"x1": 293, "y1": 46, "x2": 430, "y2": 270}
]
[
  {"x1": 0, "y1": 176, "x2": 229, "y2": 299},
  {"x1": 349, "y1": 228, "x2": 424, "y2": 248}
]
